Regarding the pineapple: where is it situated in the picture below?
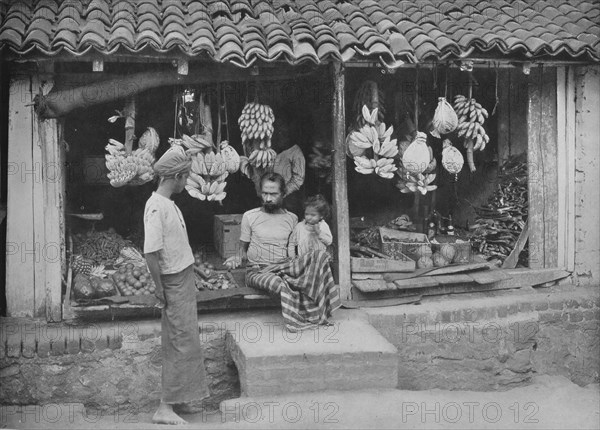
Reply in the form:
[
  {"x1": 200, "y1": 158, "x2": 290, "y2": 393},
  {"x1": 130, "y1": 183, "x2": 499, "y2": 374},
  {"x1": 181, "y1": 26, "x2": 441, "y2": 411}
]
[{"x1": 71, "y1": 255, "x2": 93, "y2": 276}]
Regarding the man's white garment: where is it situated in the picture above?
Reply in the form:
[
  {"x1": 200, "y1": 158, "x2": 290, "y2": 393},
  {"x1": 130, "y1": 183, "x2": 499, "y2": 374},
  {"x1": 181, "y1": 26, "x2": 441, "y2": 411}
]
[
  {"x1": 143, "y1": 192, "x2": 194, "y2": 274},
  {"x1": 240, "y1": 208, "x2": 298, "y2": 265}
]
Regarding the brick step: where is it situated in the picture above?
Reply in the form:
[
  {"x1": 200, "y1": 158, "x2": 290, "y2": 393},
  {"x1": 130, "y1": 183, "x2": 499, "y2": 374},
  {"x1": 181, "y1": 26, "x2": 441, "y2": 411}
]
[{"x1": 225, "y1": 316, "x2": 397, "y2": 397}]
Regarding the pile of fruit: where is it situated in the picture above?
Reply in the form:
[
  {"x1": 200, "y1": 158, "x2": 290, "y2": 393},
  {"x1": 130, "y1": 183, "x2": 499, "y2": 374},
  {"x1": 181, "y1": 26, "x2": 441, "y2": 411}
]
[
  {"x1": 105, "y1": 127, "x2": 159, "y2": 187},
  {"x1": 73, "y1": 229, "x2": 134, "y2": 264},
  {"x1": 238, "y1": 102, "x2": 277, "y2": 169},
  {"x1": 72, "y1": 273, "x2": 117, "y2": 301},
  {"x1": 112, "y1": 263, "x2": 156, "y2": 297}
]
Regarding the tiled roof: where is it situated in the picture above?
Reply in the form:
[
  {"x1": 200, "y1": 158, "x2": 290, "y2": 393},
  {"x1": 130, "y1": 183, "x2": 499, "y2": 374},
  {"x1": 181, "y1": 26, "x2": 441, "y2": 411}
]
[{"x1": 0, "y1": 0, "x2": 598, "y2": 65}]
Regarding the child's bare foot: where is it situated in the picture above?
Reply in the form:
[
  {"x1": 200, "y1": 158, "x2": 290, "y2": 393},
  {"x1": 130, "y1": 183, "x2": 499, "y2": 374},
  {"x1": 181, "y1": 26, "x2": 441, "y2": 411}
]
[{"x1": 152, "y1": 402, "x2": 188, "y2": 425}]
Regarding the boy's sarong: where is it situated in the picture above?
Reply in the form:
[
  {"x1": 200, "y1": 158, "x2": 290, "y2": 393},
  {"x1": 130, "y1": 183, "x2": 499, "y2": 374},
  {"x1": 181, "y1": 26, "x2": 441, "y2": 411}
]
[
  {"x1": 245, "y1": 250, "x2": 341, "y2": 330},
  {"x1": 160, "y1": 265, "x2": 209, "y2": 404}
]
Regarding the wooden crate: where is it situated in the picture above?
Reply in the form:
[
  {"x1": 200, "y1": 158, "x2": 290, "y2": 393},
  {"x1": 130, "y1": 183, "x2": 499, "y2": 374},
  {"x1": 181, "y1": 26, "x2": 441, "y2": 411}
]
[
  {"x1": 379, "y1": 227, "x2": 431, "y2": 261},
  {"x1": 213, "y1": 214, "x2": 243, "y2": 259},
  {"x1": 351, "y1": 253, "x2": 415, "y2": 273}
]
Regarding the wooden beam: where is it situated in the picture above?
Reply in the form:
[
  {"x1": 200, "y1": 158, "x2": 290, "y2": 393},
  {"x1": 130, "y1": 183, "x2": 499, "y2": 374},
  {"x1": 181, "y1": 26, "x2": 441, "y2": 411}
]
[
  {"x1": 37, "y1": 67, "x2": 320, "y2": 118},
  {"x1": 6, "y1": 75, "x2": 36, "y2": 317},
  {"x1": 332, "y1": 62, "x2": 351, "y2": 300},
  {"x1": 565, "y1": 67, "x2": 576, "y2": 272},
  {"x1": 556, "y1": 66, "x2": 567, "y2": 269},
  {"x1": 527, "y1": 66, "x2": 558, "y2": 268}
]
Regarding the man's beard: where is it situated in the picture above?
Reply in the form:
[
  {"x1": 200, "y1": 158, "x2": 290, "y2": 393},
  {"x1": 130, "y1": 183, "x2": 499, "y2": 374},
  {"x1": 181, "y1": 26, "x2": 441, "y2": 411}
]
[{"x1": 263, "y1": 201, "x2": 283, "y2": 213}]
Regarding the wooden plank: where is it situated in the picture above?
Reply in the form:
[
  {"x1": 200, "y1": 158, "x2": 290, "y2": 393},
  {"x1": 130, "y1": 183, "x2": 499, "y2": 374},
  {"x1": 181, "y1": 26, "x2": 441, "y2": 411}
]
[
  {"x1": 431, "y1": 274, "x2": 474, "y2": 284},
  {"x1": 352, "y1": 273, "x2": 384, "y2": 280},
  {"x1": 351, "y1": 257, "x2": 415, "y2": 273},
  {"x1": 6, "y1": 75, "x2": 36, "y2": 317},
  {"x1": 352, "y1": 279, "x2": 390, "y2": 293},
  {"x1": 501, "y1": 220, "x2": 529, "y2": 269},
  {"x1": 468, "y1": 270, "x2": 512, "y2": 285},
  {"x1": 565, "y1": 66, "x2": 576, "y2": 272},
  {"x1": 332, "y1": 62, "x2": 351, "y2": 300},
  {"x1": 527, "y1": 67, "x2": 559, "y2": 269},
  {"x1": 393, "y1": 276, "x2": 440, "y2": 290},
  {"x1": 496, "y1": 268, "x2": 569, "y2": 288},
  {"x1": 426, "y1": 262, "x2": 490, "y2": 276},
  {"x1": 341, "y1": 295, "x2": 422, "y2": 308}
]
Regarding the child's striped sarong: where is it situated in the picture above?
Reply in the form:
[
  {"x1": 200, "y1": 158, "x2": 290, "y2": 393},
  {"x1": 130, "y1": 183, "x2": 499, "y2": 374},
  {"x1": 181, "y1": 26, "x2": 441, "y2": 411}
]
[{"x1": 245, "y1": 250, "x2": 341, "y2": 330}]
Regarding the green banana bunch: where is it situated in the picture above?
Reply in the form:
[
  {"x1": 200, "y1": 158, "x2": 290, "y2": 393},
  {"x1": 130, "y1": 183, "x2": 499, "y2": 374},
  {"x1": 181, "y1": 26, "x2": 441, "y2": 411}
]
[
  {"x1": 248, "y1": 148, "x2": 277, "y2": 169},
  {"x1": 453, "y1": 95, "x2": 490, "y2": 151}
]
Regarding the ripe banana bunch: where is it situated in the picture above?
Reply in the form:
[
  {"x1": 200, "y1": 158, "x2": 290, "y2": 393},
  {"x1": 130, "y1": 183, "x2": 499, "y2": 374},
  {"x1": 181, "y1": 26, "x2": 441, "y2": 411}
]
[
  {"x1": 351, "y1": 105, "x2": 399, "y2": 180},
  {"x1": 219, "y1": 141, "x2": 241, "y2": 173},
  {"x1": 186, "y1": 172, "x2": 227, "y2": 202},
  {"x1": 396, "y1": 172, "x2": 437, "y2": 195},
  {"x1": 106, "y1": 155, "x2": 137, "y2": 187},
  {"x1": 105, "y1": 139, "x2": 141, "y2": 187},
  {"x1": 249, "y1": 148, "x2": 277, "y2": 169},
  {"x1": 191, "y1": 152, "x2": 228, "y2": 177},
  {"x1": 453, "y1": 95, "x2": 490, "y2": 151},
  {"x1": 373, "y1": 123, "x2": 398, "y2": 158},
  {"x1": 130, "y1": 147, "x2": 156, "y2": 182},
  {"x1": 181, "y1": 134, "x2": 213, "y2": 155},
  {"x1": 238, "y1": 102, "x2": 275, "y2": 143}
]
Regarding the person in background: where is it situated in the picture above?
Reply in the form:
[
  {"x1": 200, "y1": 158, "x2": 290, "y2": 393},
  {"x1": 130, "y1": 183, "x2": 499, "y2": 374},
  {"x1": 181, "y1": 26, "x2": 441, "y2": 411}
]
[
  {"x1": 272, "y1": 121, "x2": 306, "y2": 218},
  {"x1": 144, "y1": 145, "x2": 209, "y2": 425},
  {"x1": 288, "y1": 194, "x2": 333, "y2": 259},
  {"x1": 224, "y1": 172, "x2": 340, "y2": 332}
]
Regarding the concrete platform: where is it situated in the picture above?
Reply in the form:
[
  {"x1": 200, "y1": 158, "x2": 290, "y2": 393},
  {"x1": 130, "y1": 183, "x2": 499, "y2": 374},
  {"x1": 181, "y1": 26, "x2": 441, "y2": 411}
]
[{"x1": 226, "y1": 312, "x2": 398, "y2": 397}]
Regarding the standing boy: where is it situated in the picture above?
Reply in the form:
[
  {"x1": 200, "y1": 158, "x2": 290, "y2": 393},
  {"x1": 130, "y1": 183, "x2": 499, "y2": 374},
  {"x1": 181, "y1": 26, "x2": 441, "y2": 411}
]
[{"x1": 144, "y1": 145, "x2": 209, "y2": 425}]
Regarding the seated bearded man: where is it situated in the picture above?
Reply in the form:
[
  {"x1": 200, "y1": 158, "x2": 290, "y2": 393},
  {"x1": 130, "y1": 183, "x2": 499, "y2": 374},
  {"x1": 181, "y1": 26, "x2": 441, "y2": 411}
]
[{"x1": 225, "y1": 172, "x2": 340, "y2": 332}]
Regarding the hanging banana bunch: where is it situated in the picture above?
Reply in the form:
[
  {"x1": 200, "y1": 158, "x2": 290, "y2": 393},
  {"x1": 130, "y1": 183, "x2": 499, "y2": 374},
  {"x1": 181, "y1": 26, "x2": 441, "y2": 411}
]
[
  {"x1": 238, "y1": 102, "x2": 277, "y2": 169},
  {"x1": 186, "y1": 151, "x2": 229, "y2": 202},
  {"x1": 349, "y1": 105, "x2": 398, "y2": 179},
  {"x1": 396, "y1": 171, "x2": 437, "y2": 195},
  {"x1": 105, "y1": 127, "x2": 159, "y2": 187},
  {"x1": 453, "y1": 95, "x2": 489, "y2": 172}
]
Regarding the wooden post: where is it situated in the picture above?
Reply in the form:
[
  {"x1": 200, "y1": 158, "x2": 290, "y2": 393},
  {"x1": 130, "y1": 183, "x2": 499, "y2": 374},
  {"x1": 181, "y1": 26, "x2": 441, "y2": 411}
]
[
  {"x1": 6, "y1": 75, "x2": 36, "y2": 317},
  {"x1": 331, "y1": 62, "x2": 351, "y2": 300},
  {"x1": 556, "y1": 66, "x2": 576, "y2": 272},
  {"x1": 496, "y1": 69, "x2": 510, "y2": 164},
  {"x1": 527, "y1": 66, "x2": 558, "y2": 269}
]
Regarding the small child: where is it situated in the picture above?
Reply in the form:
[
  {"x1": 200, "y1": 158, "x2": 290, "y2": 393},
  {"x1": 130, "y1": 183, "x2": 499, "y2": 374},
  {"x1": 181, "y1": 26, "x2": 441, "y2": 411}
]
[{"x1": 288, "y1": 194, "x2": 333, "y2": 258}]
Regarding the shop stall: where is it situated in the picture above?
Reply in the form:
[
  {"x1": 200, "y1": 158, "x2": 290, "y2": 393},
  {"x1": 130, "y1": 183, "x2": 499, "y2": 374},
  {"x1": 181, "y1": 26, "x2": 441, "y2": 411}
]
[{"x1": 1, "y1": 1, "x2": 598, "y2": 321}]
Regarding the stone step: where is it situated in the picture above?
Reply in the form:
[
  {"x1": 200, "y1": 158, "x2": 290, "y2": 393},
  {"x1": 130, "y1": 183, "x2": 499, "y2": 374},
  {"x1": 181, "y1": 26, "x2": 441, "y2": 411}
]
[{"x1": 225, "y1": 314, "x2": 398, "y2": 397}]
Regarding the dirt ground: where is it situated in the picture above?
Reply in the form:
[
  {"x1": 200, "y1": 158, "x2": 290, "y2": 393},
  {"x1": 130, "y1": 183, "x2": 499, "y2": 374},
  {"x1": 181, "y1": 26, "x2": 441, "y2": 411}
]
[{"x1": 1, "y1": 374, "x2": 598, "y2": 430}]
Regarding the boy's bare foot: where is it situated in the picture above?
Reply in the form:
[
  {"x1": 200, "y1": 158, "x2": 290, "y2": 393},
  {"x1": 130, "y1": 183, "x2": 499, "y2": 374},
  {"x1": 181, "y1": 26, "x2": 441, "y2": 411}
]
[{"x1": 152, "y1": 402, "x2": 188, "y2": 425}]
